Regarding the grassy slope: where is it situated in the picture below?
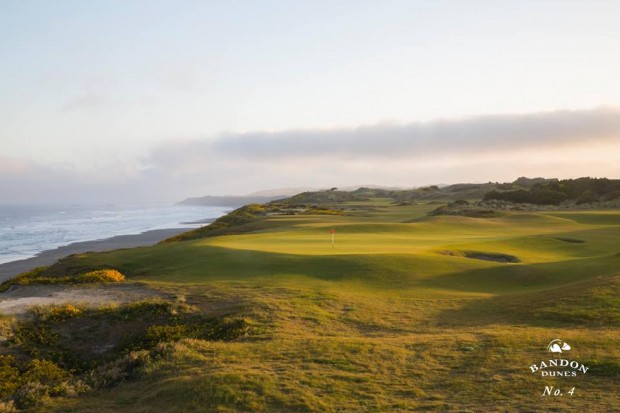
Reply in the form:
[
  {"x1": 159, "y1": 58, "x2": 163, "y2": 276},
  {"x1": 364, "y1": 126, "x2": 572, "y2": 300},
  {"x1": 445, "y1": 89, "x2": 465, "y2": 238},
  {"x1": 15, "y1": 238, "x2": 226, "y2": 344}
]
[{"x1": 40, "y1": 200, "x2": 619, "y2": 412}]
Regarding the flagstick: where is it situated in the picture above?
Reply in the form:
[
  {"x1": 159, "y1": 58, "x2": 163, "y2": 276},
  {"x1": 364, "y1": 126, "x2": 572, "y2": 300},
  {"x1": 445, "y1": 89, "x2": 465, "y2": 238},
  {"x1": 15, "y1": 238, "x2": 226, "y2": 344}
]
[{"x1": 331, "y1": 231, "x2": 334, "y2": 250}]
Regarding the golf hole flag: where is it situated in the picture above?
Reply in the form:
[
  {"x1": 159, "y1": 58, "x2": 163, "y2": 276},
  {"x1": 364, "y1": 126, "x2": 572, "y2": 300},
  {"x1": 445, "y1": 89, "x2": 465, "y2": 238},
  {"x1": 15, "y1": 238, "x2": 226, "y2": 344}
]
[{"x1": 331, "y1": 228, "x2": 335, "y2": 249}]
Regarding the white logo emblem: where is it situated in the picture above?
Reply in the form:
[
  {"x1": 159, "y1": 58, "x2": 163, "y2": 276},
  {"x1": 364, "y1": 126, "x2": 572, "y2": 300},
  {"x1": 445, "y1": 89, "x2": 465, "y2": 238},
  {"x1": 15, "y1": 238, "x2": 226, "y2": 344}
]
[
  {"x1": 547, "y1": 339, "x2": 571, "y2": 354},
  {"x1": 530, "y1": 339, "x2": 588, "y2": 378}
]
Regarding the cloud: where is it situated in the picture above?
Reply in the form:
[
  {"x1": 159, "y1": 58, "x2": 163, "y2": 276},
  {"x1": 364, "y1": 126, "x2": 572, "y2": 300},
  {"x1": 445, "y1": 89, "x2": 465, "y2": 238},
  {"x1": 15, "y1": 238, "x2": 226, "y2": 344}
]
[
  {"x1": 0, "y1": 157, "x2": 157, "y2": 204},
  {"x1": 2, "y1": 106, "x2": 619, "y2": 203},
  {"x1": 132, "y1": 106, "x2": 620, "y2": 196},
  {"x1": 208, "y1": 106, "x2": 620, "y2": 160}
]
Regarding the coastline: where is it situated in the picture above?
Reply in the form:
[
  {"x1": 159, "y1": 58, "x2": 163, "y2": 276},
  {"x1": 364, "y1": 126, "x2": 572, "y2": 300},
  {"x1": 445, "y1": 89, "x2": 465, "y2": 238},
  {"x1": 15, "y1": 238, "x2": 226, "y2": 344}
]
[{"x1": 0, "y1": 227, "x2": 189, "y2": 282}]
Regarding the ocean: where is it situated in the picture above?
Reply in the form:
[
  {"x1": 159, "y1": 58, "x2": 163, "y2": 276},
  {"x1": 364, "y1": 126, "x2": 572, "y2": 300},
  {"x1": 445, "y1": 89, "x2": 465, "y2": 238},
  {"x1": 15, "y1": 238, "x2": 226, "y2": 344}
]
[{"x1": 0, "y1": 203, "x2": 228, "y2": 265}]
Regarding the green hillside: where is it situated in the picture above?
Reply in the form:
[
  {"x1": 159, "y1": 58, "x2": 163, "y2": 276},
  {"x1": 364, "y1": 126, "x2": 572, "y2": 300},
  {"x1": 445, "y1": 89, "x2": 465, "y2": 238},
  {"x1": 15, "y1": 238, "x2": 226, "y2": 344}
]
[{"x1": 0, "y1": 194, "x2": 618, "y2": 411}]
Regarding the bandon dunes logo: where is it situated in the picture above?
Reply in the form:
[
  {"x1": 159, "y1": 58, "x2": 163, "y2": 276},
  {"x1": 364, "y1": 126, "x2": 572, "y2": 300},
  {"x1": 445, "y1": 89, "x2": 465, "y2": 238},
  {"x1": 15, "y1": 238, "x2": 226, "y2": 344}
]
[
  {"x1": 530, "y1": 339, "x2": 589, "y2": 377},
  {"x1": 547, "y1": 339, "x2": 571, "y2": 354}
]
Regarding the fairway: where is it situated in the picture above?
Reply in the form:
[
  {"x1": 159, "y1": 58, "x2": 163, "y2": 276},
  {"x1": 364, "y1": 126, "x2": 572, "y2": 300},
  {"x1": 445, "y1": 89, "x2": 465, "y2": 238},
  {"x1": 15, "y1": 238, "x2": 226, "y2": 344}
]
[{"x1": 71, "y1": 203, "x2": 619, "y2": 293}]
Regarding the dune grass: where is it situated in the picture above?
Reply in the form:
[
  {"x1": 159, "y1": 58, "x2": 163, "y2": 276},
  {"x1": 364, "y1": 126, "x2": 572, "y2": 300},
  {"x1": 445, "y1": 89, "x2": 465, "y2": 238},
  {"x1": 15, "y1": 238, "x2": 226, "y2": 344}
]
[
  {"x1": 0, "y1": 268, "x2": 126, "y2": 292},
  {"x1": 4, "y1": 200, "x2": 618, "y2": 411}
]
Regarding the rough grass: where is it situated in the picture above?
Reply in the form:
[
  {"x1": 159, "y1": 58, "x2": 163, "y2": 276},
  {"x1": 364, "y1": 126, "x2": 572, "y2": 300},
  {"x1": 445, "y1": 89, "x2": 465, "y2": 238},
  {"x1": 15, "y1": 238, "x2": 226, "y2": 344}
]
[
  {"x1": 0, "y1": 300, "x2": 246, "y2": 410},
  {"x1": 11, "y1": 300, "x2": 246, "y2": 370},
  {"x1": 48, "y1": 284, "x2": 620, "y2": 412}
]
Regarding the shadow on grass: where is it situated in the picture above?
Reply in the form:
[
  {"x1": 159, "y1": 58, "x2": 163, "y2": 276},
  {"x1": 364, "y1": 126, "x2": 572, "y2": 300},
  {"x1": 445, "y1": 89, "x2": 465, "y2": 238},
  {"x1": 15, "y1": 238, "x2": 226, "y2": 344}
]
[
  {"x1": 419, "y1": 254, "x2": 620, "y2": 294},
  {"x1": 47, "y1": 245, "x2": 428, "y2": 288},
  {"x1": 430, "y1": 272, "x2": 620, "y2": 328}
]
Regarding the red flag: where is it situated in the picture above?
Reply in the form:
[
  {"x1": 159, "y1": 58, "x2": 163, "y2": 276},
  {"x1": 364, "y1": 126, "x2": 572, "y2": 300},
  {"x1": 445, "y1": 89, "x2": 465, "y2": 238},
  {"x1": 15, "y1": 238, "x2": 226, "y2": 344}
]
[{"x1": 330, "y1": 228, "x2": 335, "y2": 234}]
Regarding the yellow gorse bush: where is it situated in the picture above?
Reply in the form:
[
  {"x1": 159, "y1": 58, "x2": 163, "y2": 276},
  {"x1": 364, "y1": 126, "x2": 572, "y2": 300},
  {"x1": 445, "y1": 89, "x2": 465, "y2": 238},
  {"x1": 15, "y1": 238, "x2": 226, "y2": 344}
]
[
  {"x1": 45, "y1": 304, "x2": 83, "y2": 320},
  {"x1": 0, "y1": 268, "x2": 126, "y2": 291},
  {"x1": 76, "y1": 269, "x2": 125, "y2": 283}
]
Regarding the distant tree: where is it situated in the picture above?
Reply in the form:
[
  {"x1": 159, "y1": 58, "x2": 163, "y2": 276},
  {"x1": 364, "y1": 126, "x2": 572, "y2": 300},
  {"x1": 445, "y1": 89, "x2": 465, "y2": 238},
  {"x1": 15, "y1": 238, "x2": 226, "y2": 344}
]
[
  {"x1": 484, "y1": 189, "x2": 567, "y2": 205},
  {"x1": 418, "y1": 185, "x2": 439, "y2": 192},
  {"x1": 576, "y1": 191, "x2": 596, "y2": 205}
]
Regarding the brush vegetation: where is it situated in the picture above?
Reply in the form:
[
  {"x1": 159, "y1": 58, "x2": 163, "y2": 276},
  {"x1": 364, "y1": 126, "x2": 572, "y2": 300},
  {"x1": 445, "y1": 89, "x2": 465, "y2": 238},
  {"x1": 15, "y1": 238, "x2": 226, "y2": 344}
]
[
  {"x1": 484, "y1": 177, "x2": 620, "y2": 205},
  {"x1": 0, "y1": 301, "x2": 246, "y2": 410},
  {"x1": 0, "y1": 269, "x2": 125, "y2": 292},
  {"x1": 0, "y1": 183, "x2": 619, "y2": 411}
]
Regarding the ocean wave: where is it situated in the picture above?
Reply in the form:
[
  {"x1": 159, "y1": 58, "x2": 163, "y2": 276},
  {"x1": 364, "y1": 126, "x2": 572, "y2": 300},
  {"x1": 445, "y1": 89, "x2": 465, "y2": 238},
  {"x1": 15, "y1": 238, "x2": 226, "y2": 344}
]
[{"x1": 0, "y1": 204, "x2": 226, "y2": 265}]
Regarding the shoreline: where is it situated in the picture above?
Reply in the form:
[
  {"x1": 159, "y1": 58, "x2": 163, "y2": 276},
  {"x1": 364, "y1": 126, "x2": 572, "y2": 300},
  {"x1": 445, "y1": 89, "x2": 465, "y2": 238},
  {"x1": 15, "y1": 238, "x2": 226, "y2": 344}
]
[{"x1": 0, "y1": 227, "x2": 189, "y2": 282}]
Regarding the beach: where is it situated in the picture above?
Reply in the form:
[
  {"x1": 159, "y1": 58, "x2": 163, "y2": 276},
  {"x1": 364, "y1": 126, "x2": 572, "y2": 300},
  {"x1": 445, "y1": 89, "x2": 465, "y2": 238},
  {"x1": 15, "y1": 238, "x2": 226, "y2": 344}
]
[{"x1": 0, "y1": 227, "x2": 188, "y2": 281}]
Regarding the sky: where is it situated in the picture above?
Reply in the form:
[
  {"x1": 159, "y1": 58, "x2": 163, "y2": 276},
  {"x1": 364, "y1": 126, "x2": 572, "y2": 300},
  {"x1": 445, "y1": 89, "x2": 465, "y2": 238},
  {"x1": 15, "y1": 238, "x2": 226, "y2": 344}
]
[{"x1": 1, "y1": 0, "x2": 619, "y2": 203}]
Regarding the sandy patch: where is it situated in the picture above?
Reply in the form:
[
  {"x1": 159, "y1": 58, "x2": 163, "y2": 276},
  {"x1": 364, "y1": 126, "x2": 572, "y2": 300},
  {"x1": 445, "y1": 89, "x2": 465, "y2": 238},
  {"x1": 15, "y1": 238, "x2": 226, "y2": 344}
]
[
  {"x1": 0, "y1": 283, "x2": 165, "y2": 315},
  {"x1": 439, "y1": 250, "x2": 520, "y2": 263}
]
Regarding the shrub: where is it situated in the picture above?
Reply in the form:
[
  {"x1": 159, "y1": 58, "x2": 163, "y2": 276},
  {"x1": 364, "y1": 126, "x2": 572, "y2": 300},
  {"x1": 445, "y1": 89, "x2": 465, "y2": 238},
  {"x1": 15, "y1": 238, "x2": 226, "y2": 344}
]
[
  {"x1": 9, "y1": 359, "x2": 73, "y2": 409},
  {"x1": 576, "y1": 190, "x2": 596, "y2": 205},
  {"x1": 0, "y1": 268, "x2": 125, "y2": 291},
  {"x1": 484, "y1": 189, "x2": 567, "y2": 205},
  {"x1": 12, "y1": 382, "x2": 49, "y2": 410},
  {"x1": 0, "y1": 356, "x2": 20, "y2": 398},
  {"x1": 113, "y1": 300, "x2": 174, "y2": 320},
  {"x1": 3, "y1": 300, "x2": 246, "y2": 410},
  {"x1": 144, "y1": 324, "x2": 190, "y2": 344},
  {"x1": 75, "y1": 269, "x2": 125, "y2": 283},
  {"x1": 0, "y1": 267, "x2": 50, "y2": 292},
  {"x1": 11, "y1": 321, "x2": 59, "y2": 355},
  {"x1": 84, "y1": 351, "x2": 149, "y2": 389},
  {"x1": 484, "y1": 177, "x2": 620, "y2": 205},
  {"x1": 306, "y1": 208, "x2": 343, "y2": 215},
  {"x1": 21, "y1": 359, "x2": 71, "y2": 390},
  {"x1": 41, "y1": 304, "x2": 83, "y2": 321}
]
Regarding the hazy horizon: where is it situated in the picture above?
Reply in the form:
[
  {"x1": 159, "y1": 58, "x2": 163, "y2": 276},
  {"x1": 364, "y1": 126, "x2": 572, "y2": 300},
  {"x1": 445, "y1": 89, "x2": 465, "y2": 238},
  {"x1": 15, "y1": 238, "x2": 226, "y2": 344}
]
[{"x1": 2, "y1": 1, "x2": 619, "y2": 204}]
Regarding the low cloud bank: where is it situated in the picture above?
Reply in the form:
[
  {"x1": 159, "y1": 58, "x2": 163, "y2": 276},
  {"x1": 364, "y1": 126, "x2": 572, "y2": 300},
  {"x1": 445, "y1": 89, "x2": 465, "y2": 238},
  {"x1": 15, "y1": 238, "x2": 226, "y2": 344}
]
[
  {"x1": 209, "y1": 106, "x2": 620, "y2": 160},
  {"x1": 2, "y1": 107, "x2": 619, "y2": 203}
]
